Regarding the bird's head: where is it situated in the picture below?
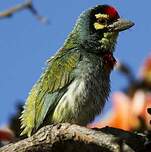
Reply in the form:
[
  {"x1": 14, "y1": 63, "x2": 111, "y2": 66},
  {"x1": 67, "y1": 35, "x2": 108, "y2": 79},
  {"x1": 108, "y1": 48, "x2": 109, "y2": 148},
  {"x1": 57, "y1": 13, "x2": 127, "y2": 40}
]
[{"x1": 64, "y1": 5, "x2": 134, "y2": 54}]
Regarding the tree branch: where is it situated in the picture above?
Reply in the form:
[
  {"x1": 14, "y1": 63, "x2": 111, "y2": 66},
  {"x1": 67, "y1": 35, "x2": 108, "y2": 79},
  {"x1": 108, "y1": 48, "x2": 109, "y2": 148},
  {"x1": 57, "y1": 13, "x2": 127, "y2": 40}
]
[
  {"x1": 0, "y1": 123, "x2": 147, "y2": 152},
  {"x1": 0, "y1": 0, "x2": 48, "y2": 24}
]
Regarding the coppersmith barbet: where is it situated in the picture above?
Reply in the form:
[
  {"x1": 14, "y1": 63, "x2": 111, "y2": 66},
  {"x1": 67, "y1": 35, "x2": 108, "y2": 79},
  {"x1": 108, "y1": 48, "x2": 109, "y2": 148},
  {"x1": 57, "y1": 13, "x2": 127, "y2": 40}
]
[{"x1": 20, "y1": 5, "x2": 134, "y2": 137}]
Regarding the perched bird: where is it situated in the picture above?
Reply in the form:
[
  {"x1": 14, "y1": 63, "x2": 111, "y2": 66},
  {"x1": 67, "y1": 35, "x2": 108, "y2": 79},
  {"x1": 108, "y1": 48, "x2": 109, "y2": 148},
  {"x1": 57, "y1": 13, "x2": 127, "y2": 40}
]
[{"x1": 20, "y1": 5, "x2": 134, "y2": 137}]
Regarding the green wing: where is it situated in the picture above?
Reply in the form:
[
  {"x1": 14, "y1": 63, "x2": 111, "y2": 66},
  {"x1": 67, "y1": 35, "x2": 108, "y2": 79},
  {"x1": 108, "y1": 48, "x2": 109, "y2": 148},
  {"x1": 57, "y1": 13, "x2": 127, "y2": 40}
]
[{"x1": 20, "y1": 51, "x2": 80, "y2": 137}]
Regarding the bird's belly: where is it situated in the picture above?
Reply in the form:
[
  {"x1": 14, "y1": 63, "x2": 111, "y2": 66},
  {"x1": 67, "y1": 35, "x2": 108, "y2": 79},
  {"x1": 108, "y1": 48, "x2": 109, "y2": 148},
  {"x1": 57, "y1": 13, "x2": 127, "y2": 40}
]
[{"x1": 51, "y1": 77, "x2": 107, "y2": 125}]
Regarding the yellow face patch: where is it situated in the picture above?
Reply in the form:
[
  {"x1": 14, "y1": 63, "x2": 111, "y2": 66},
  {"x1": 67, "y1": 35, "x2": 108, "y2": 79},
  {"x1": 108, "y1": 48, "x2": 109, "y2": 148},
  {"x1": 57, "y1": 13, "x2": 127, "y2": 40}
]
[
  {"x1": 94, "y1": 22, "x2": 105, "y2": 30},
  {"x1": 94, "y1": 13, "x2": 109, "y2": 30},
  {"x1": 95, "y1": 13, "x2": 109, "y2": 19}
]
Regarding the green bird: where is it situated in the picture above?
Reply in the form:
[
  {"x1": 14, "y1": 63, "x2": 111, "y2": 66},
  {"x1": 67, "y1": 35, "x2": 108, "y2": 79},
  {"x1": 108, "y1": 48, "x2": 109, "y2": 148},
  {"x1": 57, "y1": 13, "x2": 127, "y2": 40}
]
[{"x1": 20, "y1": 5, "x2": 134, "y2": 137}]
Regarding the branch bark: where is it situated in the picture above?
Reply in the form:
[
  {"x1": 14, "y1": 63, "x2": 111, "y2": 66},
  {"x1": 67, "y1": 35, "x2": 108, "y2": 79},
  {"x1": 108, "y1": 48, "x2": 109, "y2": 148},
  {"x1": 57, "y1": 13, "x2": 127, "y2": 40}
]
[
  {"x1": 0, "y1": 0, "x2": 48, "y2": 24},
  {"x1": 0, "y1": 123, "x2": 146, "y2": 152}
]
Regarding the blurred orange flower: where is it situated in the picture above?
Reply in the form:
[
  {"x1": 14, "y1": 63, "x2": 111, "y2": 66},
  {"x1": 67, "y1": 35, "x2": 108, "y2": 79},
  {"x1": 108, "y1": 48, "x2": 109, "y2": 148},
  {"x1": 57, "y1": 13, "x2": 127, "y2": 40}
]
[
  {"x1": 0, "y1": 127, "x2": 14, "y2": 142},
  {"x1": 90, "y1": 91, "x2": 151, "y2": 131}
]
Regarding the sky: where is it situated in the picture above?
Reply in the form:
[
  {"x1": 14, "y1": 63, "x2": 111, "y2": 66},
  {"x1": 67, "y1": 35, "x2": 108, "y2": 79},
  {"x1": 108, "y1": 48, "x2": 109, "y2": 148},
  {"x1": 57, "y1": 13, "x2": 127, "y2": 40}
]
[{"x1": 0, "y1": 0, "x2": 151, "y2": 126}]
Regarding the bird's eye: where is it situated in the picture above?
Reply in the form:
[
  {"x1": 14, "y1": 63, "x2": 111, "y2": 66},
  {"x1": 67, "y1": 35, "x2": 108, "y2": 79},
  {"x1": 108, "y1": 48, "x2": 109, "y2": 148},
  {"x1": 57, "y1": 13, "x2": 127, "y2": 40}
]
[{"x1": 98, "y1": 18, "x2": 107, "y2": 25}]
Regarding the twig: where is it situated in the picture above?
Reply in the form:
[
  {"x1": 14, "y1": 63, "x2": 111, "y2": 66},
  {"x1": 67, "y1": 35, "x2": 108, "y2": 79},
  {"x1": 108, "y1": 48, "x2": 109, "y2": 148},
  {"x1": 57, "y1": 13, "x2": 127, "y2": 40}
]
[
  {"x1": 115, "y1": 61, "x2": 135, "y2": 83},
  {"x1": 0, "y1": 0, "x2": 49, "y2": 24}
]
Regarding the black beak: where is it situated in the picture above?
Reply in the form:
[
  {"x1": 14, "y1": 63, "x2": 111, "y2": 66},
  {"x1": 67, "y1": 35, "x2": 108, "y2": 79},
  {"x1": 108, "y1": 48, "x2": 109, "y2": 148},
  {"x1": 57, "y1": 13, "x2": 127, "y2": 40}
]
[{"x1": 108, "y1": 18, "x2": 134, "y2": 32}]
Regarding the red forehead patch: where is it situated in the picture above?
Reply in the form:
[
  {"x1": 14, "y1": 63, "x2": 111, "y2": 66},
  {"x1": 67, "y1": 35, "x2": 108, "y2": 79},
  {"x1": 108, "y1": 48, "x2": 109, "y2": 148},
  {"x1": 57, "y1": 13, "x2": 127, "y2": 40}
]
[{"x1": 103, "y1": 6, "x2": 119, "y2": 20}]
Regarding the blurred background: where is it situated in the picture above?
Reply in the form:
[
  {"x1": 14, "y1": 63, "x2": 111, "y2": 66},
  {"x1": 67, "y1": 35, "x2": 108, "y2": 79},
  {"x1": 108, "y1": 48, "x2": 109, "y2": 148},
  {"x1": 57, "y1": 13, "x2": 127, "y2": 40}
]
[{"x1": 0, "y1": 0, "x2": 151, "y2": 143}]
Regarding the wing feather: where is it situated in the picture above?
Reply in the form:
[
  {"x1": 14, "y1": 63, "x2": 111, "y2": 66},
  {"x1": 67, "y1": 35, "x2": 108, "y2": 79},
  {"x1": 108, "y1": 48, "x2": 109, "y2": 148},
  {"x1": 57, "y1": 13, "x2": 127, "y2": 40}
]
[{"x1": 20, "y1": 51, "x2": 80, "y2": 136}]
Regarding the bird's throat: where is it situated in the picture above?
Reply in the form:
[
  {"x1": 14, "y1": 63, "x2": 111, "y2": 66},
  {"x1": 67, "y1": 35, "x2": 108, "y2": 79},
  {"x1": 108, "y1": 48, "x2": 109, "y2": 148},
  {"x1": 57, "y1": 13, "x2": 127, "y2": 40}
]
[
  {"x1": 102, "y1": 52, "x2": 116, "y2": 70},
  {"x1": 98, "y1": 32, "x2": 118, "y2": 70},
  {"x1": 99, "y1": 32, "x2": 118, "y2": 51}
]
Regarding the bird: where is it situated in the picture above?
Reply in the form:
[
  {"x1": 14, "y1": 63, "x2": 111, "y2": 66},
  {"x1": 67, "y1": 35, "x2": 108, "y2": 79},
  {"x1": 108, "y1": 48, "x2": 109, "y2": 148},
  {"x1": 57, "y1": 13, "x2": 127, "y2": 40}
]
[{"x1": 20, "y1": 5, "x2": 134, "y2": 137}]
